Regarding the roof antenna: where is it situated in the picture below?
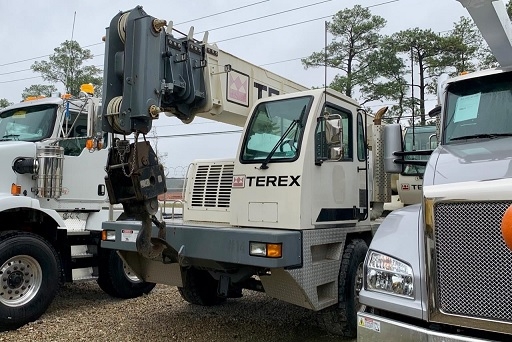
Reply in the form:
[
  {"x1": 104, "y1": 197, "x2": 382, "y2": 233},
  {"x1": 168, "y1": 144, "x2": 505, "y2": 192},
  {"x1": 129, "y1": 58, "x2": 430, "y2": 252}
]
[
  {"x1": 65, "y1": 11, "x2": 77, "y2": 95},
  {"x1": 323, "y1": 21, "x2": 328, "y2": 108}
]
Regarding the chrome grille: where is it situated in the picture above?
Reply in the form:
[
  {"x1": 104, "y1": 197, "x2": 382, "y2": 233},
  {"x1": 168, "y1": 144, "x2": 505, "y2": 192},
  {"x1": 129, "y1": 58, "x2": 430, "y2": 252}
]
[
  {"x1": 191, "y1": 163, "x2": 234, "y2": 208},
  {"x1": 434, "y1": 201, "x2": 512, "y2": 322}
]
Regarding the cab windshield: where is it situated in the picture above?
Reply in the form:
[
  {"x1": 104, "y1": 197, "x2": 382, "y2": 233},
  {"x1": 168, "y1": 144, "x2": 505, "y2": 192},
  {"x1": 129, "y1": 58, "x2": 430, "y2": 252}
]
[
  {"x1": 444, "y1": 72, "x2": 512, "y2": 144},
  {"x1": 403, "y1": 125, "x2": 437, "y2": 176},
  {"x1": 241, "y1": 96, "x2": 311, "y2": 162},
  {"x1": 0, "y1": 104, "x2": 57, "y2": 142}
]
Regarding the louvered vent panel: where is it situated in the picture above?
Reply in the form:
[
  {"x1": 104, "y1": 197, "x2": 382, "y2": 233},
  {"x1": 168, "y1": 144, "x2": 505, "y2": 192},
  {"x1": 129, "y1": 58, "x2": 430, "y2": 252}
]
[{"x1": 191, "y1": 163, "x2": 234, "y2": 208}]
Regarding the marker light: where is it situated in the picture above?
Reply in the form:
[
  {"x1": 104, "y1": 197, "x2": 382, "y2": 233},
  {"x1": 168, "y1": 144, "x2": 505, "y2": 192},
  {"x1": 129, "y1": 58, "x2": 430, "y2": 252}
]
[
  {"x1": 500, "y1": 205, "x2": 512, "y2": 250},
  {"x1": 11, "y1": 183, "x2": 21, "y2": 196},
  {"x1": 101, "y1": 230, "x2": 116, "y2": 241},
  {"x1": 86, "y1": 139, "x2": 95, "y2": 150},
  {"x1": 249, "y1": 242, "x2": 282, "y2": 258}
]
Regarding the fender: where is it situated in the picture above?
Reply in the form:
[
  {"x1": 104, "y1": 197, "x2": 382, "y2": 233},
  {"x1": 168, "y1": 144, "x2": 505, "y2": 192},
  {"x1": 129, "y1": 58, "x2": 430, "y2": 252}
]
[
  {"x1": 86, "y1": 207, "x2": 124, "y2": 231},
  {"x1": 0, "y1": 195, "x2": 66, "y2": 228},
  {"x1": 360, "y1": 204, "x2": 427, "y2": 320}
]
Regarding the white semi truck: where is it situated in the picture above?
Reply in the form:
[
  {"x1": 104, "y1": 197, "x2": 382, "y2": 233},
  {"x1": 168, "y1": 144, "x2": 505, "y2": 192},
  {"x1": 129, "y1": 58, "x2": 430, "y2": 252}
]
[
  {"x1": 0, "y1": 88, "x2": 157, "y2": 330},
  {"x1": 357, "y1": 0, "x2": 512, "y2": 340},
  {"x1": 98, "y1": 6, "x2": 392, "y2": 337}
]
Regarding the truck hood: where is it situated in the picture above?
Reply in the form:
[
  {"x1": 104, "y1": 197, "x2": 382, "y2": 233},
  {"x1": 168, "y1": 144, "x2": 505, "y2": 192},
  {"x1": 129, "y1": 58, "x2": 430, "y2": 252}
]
[
  {"x1": 428, "y1": 137, "x2": 512, "y2": 186},
  {"x1": 0, "y1": 141, "x2": 36, "y2": 195}
]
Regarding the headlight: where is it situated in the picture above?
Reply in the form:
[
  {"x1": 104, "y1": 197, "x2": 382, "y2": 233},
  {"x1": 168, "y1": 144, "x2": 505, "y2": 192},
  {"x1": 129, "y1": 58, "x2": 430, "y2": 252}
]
[{"x1": 366, "y1": 251, "x2": 414, "y2": 298}]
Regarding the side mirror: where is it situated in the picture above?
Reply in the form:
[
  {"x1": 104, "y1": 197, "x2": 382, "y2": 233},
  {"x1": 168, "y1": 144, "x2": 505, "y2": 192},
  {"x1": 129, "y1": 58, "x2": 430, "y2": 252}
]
[
  {"x1": 428, "y1": 105, "x2": 441, "y2": 118},
  {"x1": 383, "y1": 124, "x2": 403, "y2": 174},
  {"x1": 325, "y1": 118, "x2": 342, "y2": 144},
  {"x1": 87, "y1": 97, "x2": 104, "y2": 150}
]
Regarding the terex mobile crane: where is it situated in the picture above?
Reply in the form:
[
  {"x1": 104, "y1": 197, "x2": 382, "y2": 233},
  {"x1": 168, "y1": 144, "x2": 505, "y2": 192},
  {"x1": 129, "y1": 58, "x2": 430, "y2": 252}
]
[
  {"x1": 99, "y1": 7, "x2": 391, "y2": 336},
  {"x1": 0, "y1": 88, "x2": 156, "y2": 330},
  {"x1": 357, "y1": 0, "x2": 512, "y2": 341}
]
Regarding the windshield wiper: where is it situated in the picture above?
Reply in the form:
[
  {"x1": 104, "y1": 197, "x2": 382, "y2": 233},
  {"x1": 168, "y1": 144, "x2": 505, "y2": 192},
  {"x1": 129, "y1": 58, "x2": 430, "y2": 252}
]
[
  {"x1": 0, "y1": 134, "x2": 20, "y2": 141},
  {"x1": 259, "y1": 120, "x2": 300, "y2": 170},
  {"x1": 451, "y1": 133, "x2": 512, "y2": 141}
]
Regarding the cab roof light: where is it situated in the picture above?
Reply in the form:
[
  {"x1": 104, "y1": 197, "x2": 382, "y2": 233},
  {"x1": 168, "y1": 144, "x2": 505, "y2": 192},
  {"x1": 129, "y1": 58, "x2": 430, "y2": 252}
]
[{"x1": 80, "y1": 83, "x2": 94, "y2": 95}]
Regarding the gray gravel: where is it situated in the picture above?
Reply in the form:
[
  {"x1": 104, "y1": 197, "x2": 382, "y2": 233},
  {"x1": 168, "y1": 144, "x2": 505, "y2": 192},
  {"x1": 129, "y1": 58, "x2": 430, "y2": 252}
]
[{"x1": 0, "y1": 282, "x2": 356, "y2": 342}]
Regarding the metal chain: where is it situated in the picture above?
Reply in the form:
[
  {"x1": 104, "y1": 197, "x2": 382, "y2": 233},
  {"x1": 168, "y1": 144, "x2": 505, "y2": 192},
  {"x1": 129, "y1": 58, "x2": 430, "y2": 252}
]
[{"x1": 117, "y1": 133, "x2": 139, "y2": 177}]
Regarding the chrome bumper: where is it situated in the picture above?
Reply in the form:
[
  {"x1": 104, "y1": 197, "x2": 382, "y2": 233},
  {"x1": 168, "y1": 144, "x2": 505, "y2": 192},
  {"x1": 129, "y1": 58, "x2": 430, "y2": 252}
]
[{"x1": 357, "y1": 312, "x2": 490, "y2": 342}]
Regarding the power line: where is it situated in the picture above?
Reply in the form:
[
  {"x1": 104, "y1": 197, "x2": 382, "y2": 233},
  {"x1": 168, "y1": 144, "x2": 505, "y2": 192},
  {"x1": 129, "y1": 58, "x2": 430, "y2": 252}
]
[
  {"x1": 196, "y1": 0, "x2": 334, "y2": 34},
  {"x1": 0, "y1": 42, "x2": 103, "y2": 68},
  {"x1": 176, "y1": 0, "x2": 270, "y2": 25},
  {"x1": 1, "y1": 0, "x2": 401, "y2": 70},
  {"x1": 144, "y1": 130, "x2": 242, "y2": 139},
  {"x1": 214, "y1": 0, "x2": 400, "y2": 43}
]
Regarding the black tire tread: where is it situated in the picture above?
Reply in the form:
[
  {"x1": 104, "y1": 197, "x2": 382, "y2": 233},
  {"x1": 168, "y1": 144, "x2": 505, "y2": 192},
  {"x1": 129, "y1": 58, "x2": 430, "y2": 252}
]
[
  {"x1": 0, "y1": 231, "x2": 61, "y2": 330},
  {"x1": 317, "y1": 238, "x2": 368, "y2": 337},
  {"x1": 177, "y1": 268, "x2": 225, "y2": 306},
  {"x1": 97, "y1": 249, "x2": 155, "y2": 299}
]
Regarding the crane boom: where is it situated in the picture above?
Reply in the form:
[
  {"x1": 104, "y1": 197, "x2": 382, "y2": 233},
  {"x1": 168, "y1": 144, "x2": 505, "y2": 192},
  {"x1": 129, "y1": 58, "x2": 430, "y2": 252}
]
[
  {"x1": 457, "y1": 0, "x2": 512, "y2": 67},
  {"x1": 101, "y1": 6, "x2": 308, "y2": 258}
]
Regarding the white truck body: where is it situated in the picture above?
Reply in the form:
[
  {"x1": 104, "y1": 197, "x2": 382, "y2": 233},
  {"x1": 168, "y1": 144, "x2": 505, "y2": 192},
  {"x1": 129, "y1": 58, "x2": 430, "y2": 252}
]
[
  {"x1": 99, "y1": 6, "x2": 391, "y2": 337},
  {"x1": 357, "y1": 0, "x2": 512, "y2": 334},
  {"x1": 0, "y1": 94, "x2": 156, "y2": 330}
]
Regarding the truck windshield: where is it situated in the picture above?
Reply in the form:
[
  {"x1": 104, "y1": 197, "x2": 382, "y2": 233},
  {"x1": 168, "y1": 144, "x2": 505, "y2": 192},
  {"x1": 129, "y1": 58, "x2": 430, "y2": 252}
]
[
  {"x1": 403, "y1": 125, "x2": 437, "y2": 176},
  {"x1": 241, "y1": 96, "x2": 311, "y2": 163},
  {"x1": 0, "y1": 104, "x2": 57, "y2": 142},
  {"x1": 444, "y1": 72, "x2": 512, "y2": 144}
]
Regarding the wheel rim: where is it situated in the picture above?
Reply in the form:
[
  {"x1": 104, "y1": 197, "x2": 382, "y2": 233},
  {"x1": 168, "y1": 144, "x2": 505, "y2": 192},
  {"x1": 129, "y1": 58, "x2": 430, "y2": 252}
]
[
  {"x1": 0, "y1": 255, "x2": 43, "y2": 307},
  {"x1": 354, "y1": 261, "x2": 366, "y2": 312},
  {"x1": 123, "y1": 263, "x2": 142, "y2": 283}
]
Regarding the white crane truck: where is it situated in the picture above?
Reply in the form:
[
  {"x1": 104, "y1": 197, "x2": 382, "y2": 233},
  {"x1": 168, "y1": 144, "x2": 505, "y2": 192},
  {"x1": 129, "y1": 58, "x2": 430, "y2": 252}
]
[
  {"x1": 357, "y1": 0, "x2": 512, "y2": 340},
  {"x1": 0, "y1": 89, "x2": 157, "y2": 330},
  {"x1": 99, "y1": 6, "x2": 392, "y2": 337}
]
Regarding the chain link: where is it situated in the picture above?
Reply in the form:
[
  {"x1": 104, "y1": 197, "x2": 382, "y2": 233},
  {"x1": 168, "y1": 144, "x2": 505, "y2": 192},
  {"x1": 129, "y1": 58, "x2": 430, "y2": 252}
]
[{"x1": 117, "y1": 133, "x2": 139, "y2": 177}]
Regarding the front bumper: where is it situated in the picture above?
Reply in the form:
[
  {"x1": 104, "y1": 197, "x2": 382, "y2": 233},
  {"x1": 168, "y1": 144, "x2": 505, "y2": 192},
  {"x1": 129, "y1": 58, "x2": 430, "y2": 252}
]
[
  {"x1": 357, "y1": 312, "x2": 490, "y2": 342},
  {"x1": 101, "y1": 220, "x2": 302, "y2": 269}
]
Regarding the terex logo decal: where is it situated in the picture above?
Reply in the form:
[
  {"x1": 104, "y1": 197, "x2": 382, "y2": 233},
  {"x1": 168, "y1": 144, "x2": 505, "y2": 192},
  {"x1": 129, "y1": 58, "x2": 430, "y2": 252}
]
[
  {"x1": 232, "y1": 175, "x2": 300, "y2": 187},
  {"x1": 232, "y1": 175, "x2": 245, "y2": 188}
]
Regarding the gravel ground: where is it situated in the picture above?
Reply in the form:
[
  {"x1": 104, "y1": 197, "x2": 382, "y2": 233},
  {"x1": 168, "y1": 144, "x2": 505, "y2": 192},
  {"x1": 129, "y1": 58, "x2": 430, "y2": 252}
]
[{"x1": 0, "y1": 282, "x2": 356, "y2": 342}]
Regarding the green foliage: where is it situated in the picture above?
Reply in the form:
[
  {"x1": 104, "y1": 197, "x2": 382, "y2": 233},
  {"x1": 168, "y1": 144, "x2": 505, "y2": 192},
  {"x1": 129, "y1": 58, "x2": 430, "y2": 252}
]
[
  {"x1": 22, "y1": 84, "x2": 58, "y2": 100},
  {"x1": 507, "y1": 0, "x2": 512, "y2": 19},
  {"x1": 432, "y1": 17, "x2": 481, "y2": 76},
  {"x1": 390, "y1": 28, "x2": 445, "y2": 124},
  {"x1": 301, "y1": 5, "x2": 386, "y2": 100},
  {"x1": 0, "y1": 99, "x2": 13, "y2": 109},
  {"x1": 31, "y1": 40, "x2": 102, "y2": 96}
]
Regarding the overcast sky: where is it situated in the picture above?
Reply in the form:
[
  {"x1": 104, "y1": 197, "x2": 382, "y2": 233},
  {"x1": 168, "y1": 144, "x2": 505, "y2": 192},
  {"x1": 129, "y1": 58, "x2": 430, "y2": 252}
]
[{"x1": 0, "y1": 0, "x2": 483, "y2": 172}]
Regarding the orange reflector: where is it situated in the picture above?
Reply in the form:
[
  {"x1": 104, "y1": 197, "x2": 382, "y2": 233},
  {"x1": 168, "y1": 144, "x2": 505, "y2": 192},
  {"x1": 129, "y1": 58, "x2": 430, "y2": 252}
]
[
  {"x1": 62, "y1": 93, "x2": 72, "y2": 99},
  {"x1": 501, "y1": 205, "x2": 512, "y2": 250},
  {"x1": 86, "y1": 139, "x2": 95, "y2": 150},
  {"x1": 11, "y1": 183, "x2": 21, "y2": 196},
  {"x1": 80, "y1": 83, "x2": 94, "y2": 94},
  {"x1": 266, "y1": 243, "x2": 282, "y2": 258},
  {"x1": 101, "y1": 230, "x2": 108, "y2": 241}
]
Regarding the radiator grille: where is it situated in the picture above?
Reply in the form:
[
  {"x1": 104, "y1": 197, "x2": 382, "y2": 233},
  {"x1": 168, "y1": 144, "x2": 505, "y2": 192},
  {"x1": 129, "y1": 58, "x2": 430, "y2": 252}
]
[
  {"x1": 191, "y1": 163, "x2": 234, "y2": 208},
  {"x1": 434, "y1": 201, "x2": 512, "y2": 322}
]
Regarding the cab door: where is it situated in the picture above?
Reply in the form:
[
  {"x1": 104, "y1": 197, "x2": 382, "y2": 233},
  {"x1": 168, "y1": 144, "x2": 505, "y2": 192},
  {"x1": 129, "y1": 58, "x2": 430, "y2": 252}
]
[{"x1": 310, "y1": 100, "x2": 366, "y2": 226}]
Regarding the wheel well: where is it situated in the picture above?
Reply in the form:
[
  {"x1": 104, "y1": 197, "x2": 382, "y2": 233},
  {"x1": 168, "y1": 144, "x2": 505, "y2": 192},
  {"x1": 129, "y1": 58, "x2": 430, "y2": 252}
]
[
  {"x1": 346, "y1": 232, "x2": 372, "y2": 249},
  {"x1": 0, "y1": 208, "x2": 59, "y2": 246}
]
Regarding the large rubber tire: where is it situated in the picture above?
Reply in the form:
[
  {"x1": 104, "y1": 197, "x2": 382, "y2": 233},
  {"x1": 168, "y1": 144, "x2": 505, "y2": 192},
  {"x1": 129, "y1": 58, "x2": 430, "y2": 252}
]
[
  {"x1": 177, "y1": 268, "x2": 226, "y2": 306},
  {"x1": 317, "y1": 238, "x2": 368, "y2": 337},
  {"x1": 0, "y1": 231, "x2": 61, "y2": 330},
  {"x1": 97, "y1": 249, "x2": 155, "y2": 299}
]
